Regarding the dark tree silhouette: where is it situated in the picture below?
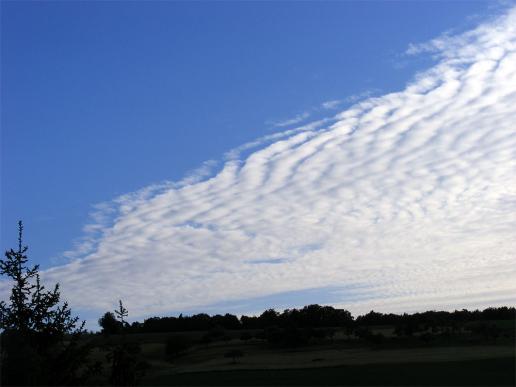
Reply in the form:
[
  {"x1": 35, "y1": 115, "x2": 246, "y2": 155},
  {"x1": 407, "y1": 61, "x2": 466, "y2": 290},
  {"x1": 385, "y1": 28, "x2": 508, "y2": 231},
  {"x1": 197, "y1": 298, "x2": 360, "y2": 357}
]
[
  {"x1": 98, "y1": 311, "x2": 123, "y2": 335},
  {"x1": 106, "y1": 300, "x2": 148, "y2": 386},
  {"x1": 0, "y1": 221, "x2": 99, "y2": 385},
  {"x1": 115, "y1": 299, "x2": 128, "y2": 326},
  {"x1": 259, "y1": 308, "x2": 280, "y2": 327}
]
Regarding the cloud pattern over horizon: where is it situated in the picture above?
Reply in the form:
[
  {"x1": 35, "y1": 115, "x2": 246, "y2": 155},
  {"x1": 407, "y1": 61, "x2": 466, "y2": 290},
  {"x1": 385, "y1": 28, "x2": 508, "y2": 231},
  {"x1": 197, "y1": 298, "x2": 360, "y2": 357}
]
[{"x1": 8, "y1": 8, "x2": 516, "y2": 320}]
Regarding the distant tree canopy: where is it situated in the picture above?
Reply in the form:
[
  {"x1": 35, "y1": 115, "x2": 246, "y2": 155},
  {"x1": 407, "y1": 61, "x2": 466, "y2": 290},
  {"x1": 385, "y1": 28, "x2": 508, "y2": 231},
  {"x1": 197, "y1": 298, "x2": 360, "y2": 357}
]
[
  {"x1": 105, "y1": 304, "x2": 514, "y2": 335},
  {"x1": 133, "y1": 312, "x2": 242, "y2": 333},
  {"x1": 355, "y1": 307, "x2": 515, "y2": 327}
]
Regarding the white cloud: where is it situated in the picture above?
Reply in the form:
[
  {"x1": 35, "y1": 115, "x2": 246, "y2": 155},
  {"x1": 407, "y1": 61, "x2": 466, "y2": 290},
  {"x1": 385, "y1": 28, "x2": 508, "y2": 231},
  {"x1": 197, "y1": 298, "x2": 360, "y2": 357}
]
[
  {"x1": 6, "y1": 7, "x2": 516, "y2": 321},
  {"x1": 271, "y1": 111, "x2": 311, "y2": 128},
  {"x1": 321, "y1": 100, "x2": 341, "y2": 110},
  {"x1": 321, "y1": 90, "x2": 380, "y2": 110}
]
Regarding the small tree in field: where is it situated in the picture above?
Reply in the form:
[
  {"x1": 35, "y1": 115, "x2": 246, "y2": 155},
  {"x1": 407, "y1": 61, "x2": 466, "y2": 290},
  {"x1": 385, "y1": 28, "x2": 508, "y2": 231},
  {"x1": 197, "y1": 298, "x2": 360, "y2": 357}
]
[
  {"x1": 115, "y1": 299, "x2": 128, "y2": 327},
  {"x1": 0, "y1": 221, "x2": 99, "y2": 385},
  {"x1": 106, "y1": 300, "x2": 148, "y2": 386}
]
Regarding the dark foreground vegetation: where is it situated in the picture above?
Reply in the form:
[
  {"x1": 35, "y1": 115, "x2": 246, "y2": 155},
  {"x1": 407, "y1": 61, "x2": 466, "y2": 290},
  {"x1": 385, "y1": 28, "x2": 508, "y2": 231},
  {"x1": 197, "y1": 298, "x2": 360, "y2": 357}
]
[{"x1": 1, "y1": 222, "x2": 515, "y2": 386}]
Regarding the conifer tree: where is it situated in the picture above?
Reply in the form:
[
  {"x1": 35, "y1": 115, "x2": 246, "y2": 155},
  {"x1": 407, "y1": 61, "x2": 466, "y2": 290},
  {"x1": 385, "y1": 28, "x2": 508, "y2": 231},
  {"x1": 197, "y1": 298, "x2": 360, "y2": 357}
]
[
  {"x1": 115, "y1": 299, "x2": 128, "y2": 327},
  {"x1": 0, "y1": 221, "x2": 99, "y2": 385},
  {"x1": 107, "y1": 300, "x2": 148, "y2": 386}
]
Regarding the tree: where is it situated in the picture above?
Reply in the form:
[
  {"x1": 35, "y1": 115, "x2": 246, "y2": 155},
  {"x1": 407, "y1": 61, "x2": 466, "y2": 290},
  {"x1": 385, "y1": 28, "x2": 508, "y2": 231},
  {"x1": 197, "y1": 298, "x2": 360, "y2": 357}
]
[
  {"x1": 259, "y1": 308, "x2": 279, "y2": 327},
  {"x1": 106, "y1": 300, "x2": 148, "y2": 385},
  {"x1": 0, "y1": 221, "x2": 99, "y2": 385},
  {"x1": 98, "y1": 311, "x2": 123, "y2": 335},
  {"x1": 115, "y1": 299, "x2": 128, "y2": 326}
]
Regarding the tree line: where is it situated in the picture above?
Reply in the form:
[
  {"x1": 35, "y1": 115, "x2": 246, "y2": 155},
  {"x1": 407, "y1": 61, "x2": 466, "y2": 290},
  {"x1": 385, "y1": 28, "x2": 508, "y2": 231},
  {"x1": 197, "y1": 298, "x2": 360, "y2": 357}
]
[{"x1": 99, "y1": 304, "x2": 515, "y2": 334}]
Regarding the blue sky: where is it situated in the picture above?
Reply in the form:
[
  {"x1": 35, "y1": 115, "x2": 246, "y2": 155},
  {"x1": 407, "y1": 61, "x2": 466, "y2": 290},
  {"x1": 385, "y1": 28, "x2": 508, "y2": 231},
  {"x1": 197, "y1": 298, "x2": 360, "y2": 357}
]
[
  {"x1": 2, "y1": 1, "x2": 515, "y2": 326},
  {"x1": 2, "y1": 1, "x2": 491, "y2": 264}
]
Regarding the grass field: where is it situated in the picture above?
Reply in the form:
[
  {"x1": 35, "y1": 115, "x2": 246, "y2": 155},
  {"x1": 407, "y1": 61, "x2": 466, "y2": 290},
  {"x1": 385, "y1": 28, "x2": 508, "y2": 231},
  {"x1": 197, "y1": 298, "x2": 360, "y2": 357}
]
[
  {"x1": 143, "y1": 342, "x2": 514, "y2": 372},
  {"x1": 86, "y1": 323, "x2": 515, "y2": 386},
  {"x1": 142, "y1": 357, "x2": 515, "y2": 386}
]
